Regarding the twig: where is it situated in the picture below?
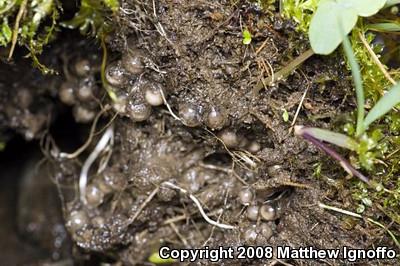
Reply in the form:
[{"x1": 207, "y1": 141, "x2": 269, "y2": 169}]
[
  {"x1": 253, "y1": 48, "x2": 314, "y2": 94},
  {"x1": 162, "y1": 181, "x2": 236, "y2": 230},
  {"x1": 358, "y1": 32, "x2": 396, "y2": 85},
  {"x1": 79, "y1": 125, "x2": 114, "y2": 205},
  {"x1": 127, "y1": 187, "x2": 160, "y2": 224},
  {"x1": 8, "y1": 0, "x2": 27, "y2": 60},
  {"x1": 290, "y1": 78, "x2": 309, "y2": 127},
  {"x1": 170, "y1": 222, "x2": 190, "y2": 247}
]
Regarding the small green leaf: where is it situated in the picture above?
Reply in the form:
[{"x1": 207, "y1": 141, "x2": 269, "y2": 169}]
[
  {"x1": 148, "y1": 251, "x2": 175, "y2": 264},
  {"x1": 242, "y1": 28, "x2": 252, "y2": 45},
  {"x1": 1, "y1": 23, "x2": 11, "y2": 42},
  {"x1": 364, "y1": 83, "x2": 400, "y2": 130},
  {"x1": 282, "y1": 109, "x2": 289, "y2": 122}
]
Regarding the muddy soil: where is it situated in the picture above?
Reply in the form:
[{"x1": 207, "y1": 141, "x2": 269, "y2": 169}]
[{"x1": 0, "y1": 0, "x2": 398, "y2": 265}]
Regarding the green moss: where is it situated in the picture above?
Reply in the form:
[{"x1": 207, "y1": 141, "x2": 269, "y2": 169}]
[
  {"x1": 281, "y1": 0, "x2": 320, "y2": 32},
  {"x1": 61, "y1": 0, "x2": 118, "y2": 38},
  {"x1": 0, "y1": 0, "x2": 118, "y2": 74}
]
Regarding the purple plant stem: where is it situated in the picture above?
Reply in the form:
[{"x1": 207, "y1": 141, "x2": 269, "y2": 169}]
[{"x1": 302, "y1": 131, "x2": 370, "y2": 184}]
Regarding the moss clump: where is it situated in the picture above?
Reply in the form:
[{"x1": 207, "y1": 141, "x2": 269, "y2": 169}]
[
  {"x1": 61, "y1": 0, "x2": 118, "y2": 38},
  {"x1": 0, "y1": 0, "x2": 118, "y2": 74},
  {"x1": 281, "y1": 0, "x2": 320, "y2": 32}
]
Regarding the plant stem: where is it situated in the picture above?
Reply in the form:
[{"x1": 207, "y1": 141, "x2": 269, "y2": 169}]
[
  {"x1": 342, "y1": 35, "x2": 365, "y2": 137},
  {"x1": 100, "y1": 36, "x2": 118, "y2": 102},
  {"x1": 299, "y1": 128, "x2": 370, "y2": 184}
]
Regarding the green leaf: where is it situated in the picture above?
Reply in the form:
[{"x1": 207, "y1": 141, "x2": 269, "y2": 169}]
[
  {"x1": 295, "y1": 126, "x2": 358, "y2": 150},
  {"x1": 1, "y1": 22, "x2": 11, "y2": 43},
  {"x1": 309, "y1": 0, "x2": 386, "y2": 54},
  {"x1": 367, "y1": 22, "x2": 400, "y2": 32},
  {"x1": 148, "y1": 251, "x2": 175, "y2": 264},
  {"x1": 364, "y1": 83, "x2": 400, "y2": 130},
  {"x1": 347, "y1": 0, "x2": 386, "y2": 17},
  {"x1": 282, "y1": 109, "x2": 289, "y2": 122},
  {"x1": 242, "y1": 28, "x2": 252, "y2": 45},
  {"x1": 309, "y1": 0, "x2": 358, "y2": 55}
]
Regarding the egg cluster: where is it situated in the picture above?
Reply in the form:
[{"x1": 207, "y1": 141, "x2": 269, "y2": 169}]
[
  {"x1": 104, "y1": 46, "x2": 166, "y2": 122},
  {"x1": 58, "y1": 57, "x2": 101, "y2": 123}
]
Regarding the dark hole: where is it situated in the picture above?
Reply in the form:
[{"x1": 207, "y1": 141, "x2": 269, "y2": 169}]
[{"x1": 203, "y1": 152, "x2": 232, "y2": 167}]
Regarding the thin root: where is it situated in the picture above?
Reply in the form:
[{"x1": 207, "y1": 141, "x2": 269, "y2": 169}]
[
  {"x1": 79, "y1": 124, "x2": 114, "y2": 205},
  {"x1": 59, "y1": 106, "x2": 110, "y2": 159},
  {"x1": 162, "y1": 181, "x2": 236, "y2": 230}
]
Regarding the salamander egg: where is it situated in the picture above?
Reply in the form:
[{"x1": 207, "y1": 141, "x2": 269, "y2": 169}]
[
  {"x1": 121, "y1": 49, "x2": 146, "y2": 74},
  {"x1": 112, "y1": 94, "x2": 128, "y2": 113},
  {"x1": 260, "y1": 204, "x2": 276, "y2": 221},
  {"x1": 238, "y1": 188, "x2": 253, "y2": 205},
  {"x1": 243, "y1": 225, "x2": 258, "y2": 243},
  {"x1": 179, "y1": 103, "x2": 202, "y2": 127},
  {"x1": 218, "y1": 129, "x2": 239, "y2": 148},
  {"x1": 259, "y1": 223, "x2": 273, "y2": 240},
  {"x1": 182, "y1": 167, "x2": 207, "y2": 193},
  {"x1": 247, "y1": 141, "x2": 261, "y2": 153},
  {"x1": 205, "y1": 106, "x2": 227, "y2": 130},
  {"x1": 74, "y1": 59, "x2": 92, "y2": 77},
  {"x1": 59, "y1": 81, "x2": 76, "y2": 105},
  {"x1": 67, "y1": 210, "x2": 89, "y2": 232},
  {"x1": 126, "y1": 100, "x2": 152, "y2": 122},
  {"x1": 73, "y1": 106, "x2": 95, "y2": 123},
  {"x1": 86, "y1": 184, "x2": 105, "y2": 207},
  {"x1": 105, "y1": 61, "x2": 128, "y2": 87},
  {"x1": 246, "y1": 205, "x2": 259, "y2": 221},
  {"x1": 77, "y1": 77, "x2": 95, "y2": 101},
  {"x1": 144, "y1": 82, "x2": 164, "y2": 106}
]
